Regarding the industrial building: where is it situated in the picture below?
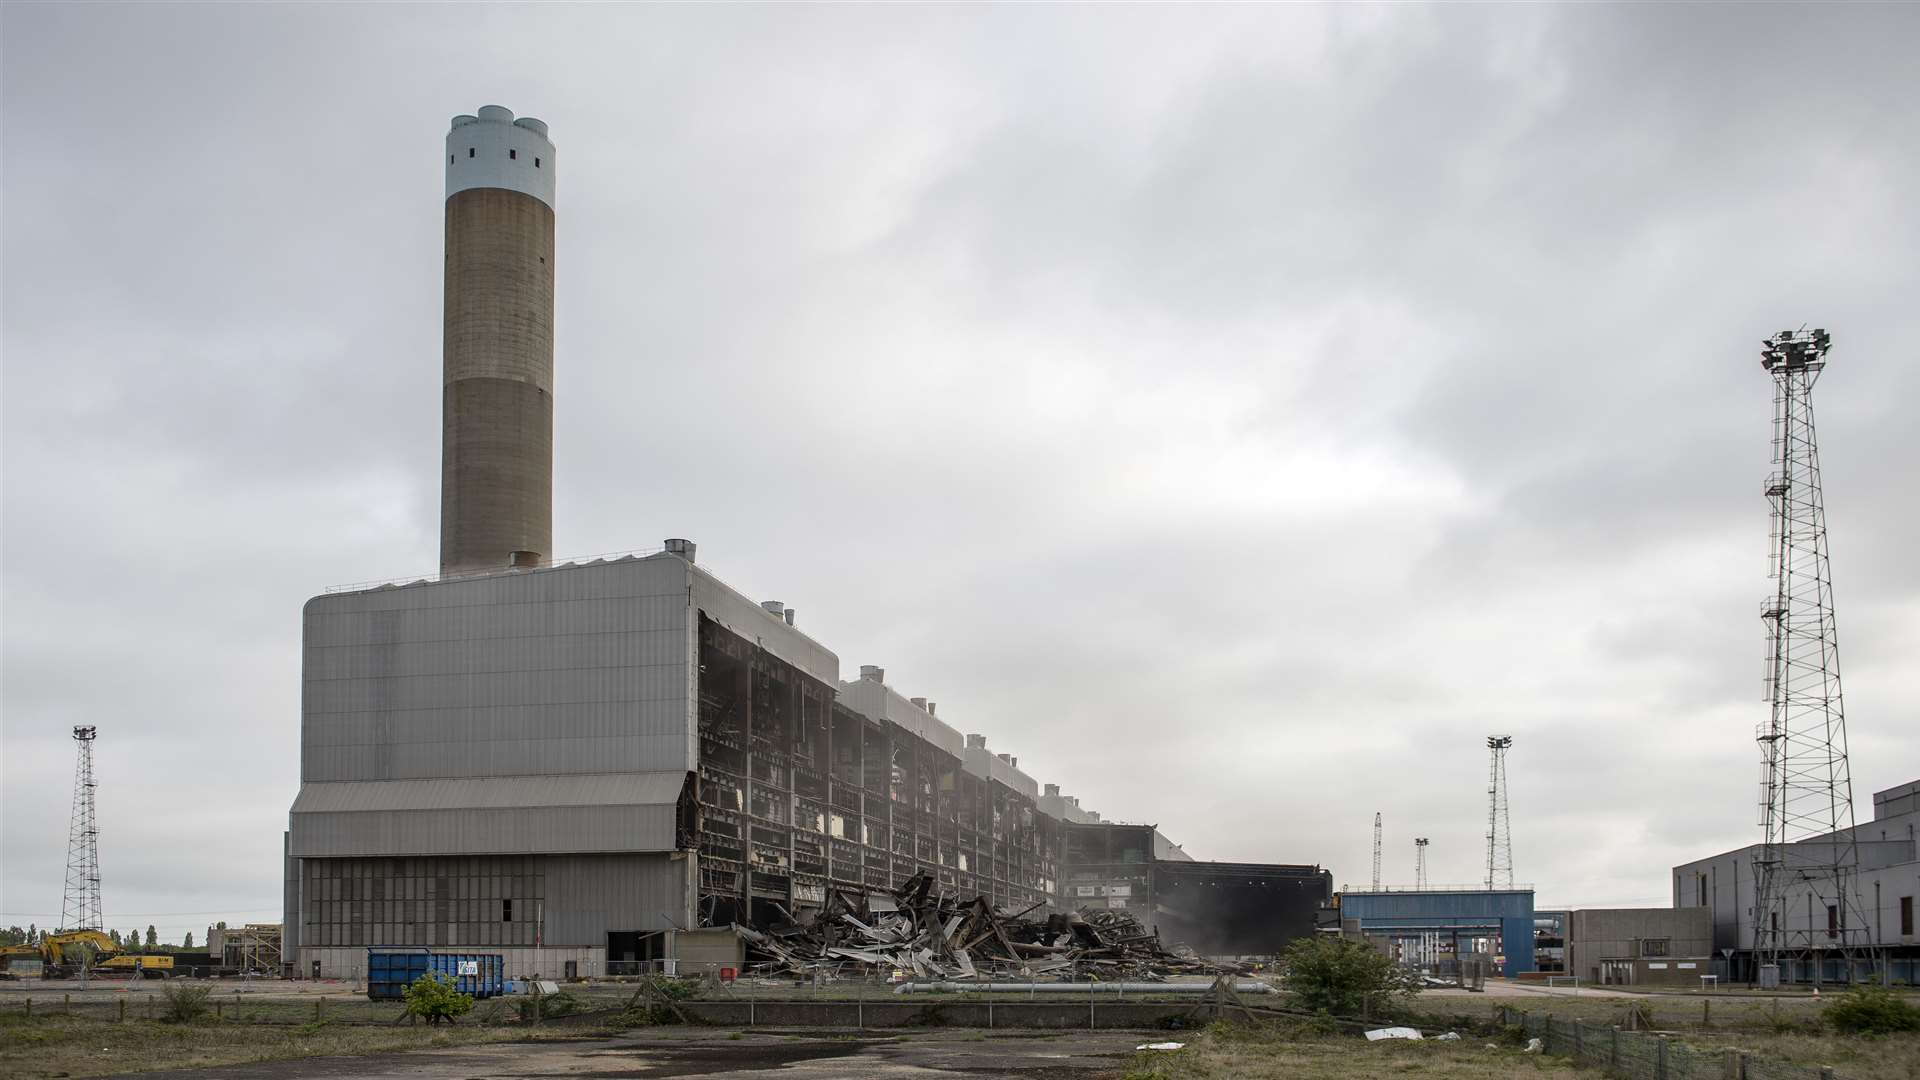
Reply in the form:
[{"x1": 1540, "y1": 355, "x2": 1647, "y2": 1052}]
[
  {"x1": 1336, "y1": 887, "x2": 1537, "y2": 978},
  {"x1": 281, "y1": 106, "x2": 1330, "y2": 979},
  {"x1": 1671, "y1": 778, "x2": 1920, "y2": 985}
]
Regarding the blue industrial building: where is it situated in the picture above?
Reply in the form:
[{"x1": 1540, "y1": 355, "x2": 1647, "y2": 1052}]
[{"x1": 1339, "y1": 888, "x2": 1537, "y2": 977}]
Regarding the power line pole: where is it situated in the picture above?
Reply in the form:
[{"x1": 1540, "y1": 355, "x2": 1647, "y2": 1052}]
[
  {"x1": 1371, "y1": 812, "x2": 1383, "y2": 891},
  {"x1": 1485, "y1": 736, "x2": 1513, "y2": 891},
  {"x1": 1415, "y1": 837, "x2": 1429, "y2": 890},
  {"x1": 61, "y1": 726, "x2": 103, "y2": 932},
  {"x1": 1753, "y1": 327, "x2": 1874, "y2": 985}
]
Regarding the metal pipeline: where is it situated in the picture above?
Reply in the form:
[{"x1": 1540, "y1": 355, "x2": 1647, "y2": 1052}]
[{"x1": 892, "y1": 980, "x2": 1273, "y2": 995}]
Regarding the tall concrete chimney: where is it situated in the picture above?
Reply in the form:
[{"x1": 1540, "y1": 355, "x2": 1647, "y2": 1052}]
[{"x1": 440, "y1": 106, "x2": 556, "y2": 576}]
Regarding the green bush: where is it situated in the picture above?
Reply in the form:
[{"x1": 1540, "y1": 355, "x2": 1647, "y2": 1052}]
[
  {"x1": 1824, "y1": 985, "x2": 1920, "y2": 1034},
  {"x1": 518, "y1": 990, "x2": 583, "y2": 1020},
  {"x1": 1281, "y1": 935, "x2": 1419, "y2": 1016},
  {"x1": 160, "y1": 984, "x2": 211, "y2": 1023},
  {"x1": 402, "y1": 972, "x2": 474, "y2": 1025}
]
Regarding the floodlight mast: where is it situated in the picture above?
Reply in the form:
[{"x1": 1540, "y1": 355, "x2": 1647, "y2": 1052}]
[
  {"x1": 1371, "y1": 812, "x2": 1383, "y2": 892},
  {"x1": 1753, "y1": 328, "x2": 1876, "y2": 984},
  {"x1": 1485, "y1": 736, "x2": 1513, "y2": 891}
]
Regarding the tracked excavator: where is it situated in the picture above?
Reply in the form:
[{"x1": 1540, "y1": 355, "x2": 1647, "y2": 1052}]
[{"x1": 0, "y1": 930, "x2": 172, "y2": 978}]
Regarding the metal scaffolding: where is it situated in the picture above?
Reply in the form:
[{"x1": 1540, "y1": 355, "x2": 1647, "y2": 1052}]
[
  {"x1": 1753, "y1": 327, "x2": 1875, "y2": 982},
  {"x1": 1415, "y1": 837, "x2": 1430, "y2": 890}
]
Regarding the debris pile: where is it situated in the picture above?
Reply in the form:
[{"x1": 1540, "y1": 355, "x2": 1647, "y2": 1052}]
[{"x1": 735, "y1": 872, "x2": 1221, "y2": 980}]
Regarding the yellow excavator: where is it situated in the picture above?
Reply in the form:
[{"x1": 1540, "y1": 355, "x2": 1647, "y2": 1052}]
[{"x1": 0, "y1": 931, "x2": 172, "y2": 979}]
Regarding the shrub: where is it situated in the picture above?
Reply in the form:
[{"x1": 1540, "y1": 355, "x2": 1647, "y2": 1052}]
[
  {"x1": 1824, "y1": 985, "x2": 1920, "y2": 1034},
  {"x1": 402, "y1": 972, "x2": 474, "y2": 1025},
  {"x1": 160, "y1": 984, "x2": 211, "y2": 1023},
  {"x1": 1281, "y1": 935, "x2": 1419, "y2": 1016}
]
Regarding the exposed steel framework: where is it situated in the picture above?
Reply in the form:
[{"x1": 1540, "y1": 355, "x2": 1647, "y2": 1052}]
[
  {"x1": 1415, "y1": 837, "x2": 1430, "y2": 889},
  {"x1": 1485, "y1": 736, "x2": 1513, "y2": 891},
  {"x1": 1753, "y1": 328, "x2": 1875, "y2": 979},
  {"x1": 61, "y1": 726, "x2": 103, "y2": 932}
]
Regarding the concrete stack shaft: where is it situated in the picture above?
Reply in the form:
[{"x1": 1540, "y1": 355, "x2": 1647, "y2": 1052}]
[{"x1": 440, "y1": 105, "x2": 556, "y2": 575}]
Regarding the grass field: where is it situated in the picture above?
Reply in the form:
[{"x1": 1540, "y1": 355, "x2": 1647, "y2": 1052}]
[{"x1": 0, "y1": 1011, "x2": 558, "y2": 1079}]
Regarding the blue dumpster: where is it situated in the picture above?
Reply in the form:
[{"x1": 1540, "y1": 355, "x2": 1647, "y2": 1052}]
[{"x1": 366, "y1": 950, "x2": 505, "y2": 1000}]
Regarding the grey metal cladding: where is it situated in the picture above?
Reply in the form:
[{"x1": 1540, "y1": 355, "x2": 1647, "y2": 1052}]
[
  {"x1": 300, "y1": 555, "x2": 694, "y2": 783},
  {"x1": 837, "y1": 678, "x2": 967, "y2": 758},
  {"x1": 691, "y1": 569, "x2": 838, "y2": 685},
  {"x1": 290, "y1": 774, "x2": 684, "y2": 856},
  {"x1": 541, "y1": 854, "x2": 691, "y2": 940},
  {"x1": 290, "y1": 804, "x2": 676, "y2": 858}
]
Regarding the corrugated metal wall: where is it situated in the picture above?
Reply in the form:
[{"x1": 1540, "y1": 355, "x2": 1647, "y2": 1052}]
[{"x1": 301, "y1": 556, "x2": 695, "y2": 782}]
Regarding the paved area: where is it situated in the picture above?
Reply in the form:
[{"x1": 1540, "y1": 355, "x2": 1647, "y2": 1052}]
[{"x1": 123, "y1": 1029, "x2": 1145, "y2": 1079}]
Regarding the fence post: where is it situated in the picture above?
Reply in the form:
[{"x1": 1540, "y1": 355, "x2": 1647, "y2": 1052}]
[
  {"x1": 64, "y1": 993, "x2": 71, "y2": 1016},
  {"x1": 1703, "y1": 998, "x2": 1711, "y2": 1028},
  {"x1": 1657, "y1": 1034, "x2": 1670, "y2": 1080},
  {"x1": 1610, "y1": 1025, "x2": 1620, "y2": 1069},
  {"x1": 119, "y1": 998, "x2": 127, "y2": 1023},
  {"x1": 1820, "y1": 1069, "x2": 1835, "y2": 1080},
  {"x1": 1574, "y1": 1019, "x2": 1583, "y2": 1059},
  {"x1": 748, "y1": 995, "x2": 754, "y2": 1028},
  {"x1": 235, "y1": 991, "x2": 241, "y2": 1022},
  {"x1": 22, "y1": 998, "x2": 30, "y2": 1018},
  {"x1": 315, "y1": 998, "x2": 323, "y2": 1022},
  {"x1": 856, "y1": 979, "x2": 863, "y2": 1031},
  {"x1": 1090, "y1": 981, "x2": 1097, "y2": 1030}
]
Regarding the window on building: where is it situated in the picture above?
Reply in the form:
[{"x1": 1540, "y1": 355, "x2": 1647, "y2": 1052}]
[
  {"x1": 468, "y1": 148, "x2": 475, "y2": 158},
  {"x1": 1698, "y1": 876, "x2": 1707, "y2": 906},
  {"x1": 509, "y1": 149, "x2": 517, "y2": 160},
  {"x1": 502, "y1": 899, "x2": 512, "y2": 923},
  {"x1": 1901, "y1": 896, "x2": 1913, "y2": 936},
  {"x1": 1640, "y1": 938, "x2": 1670, "y2": 957},
  {"x1": 1827, "y1": 904, "x2": 1838, "y2": 938},
  {"x1": 535, "y1": 157, "x2": 541, "y2": 167}
]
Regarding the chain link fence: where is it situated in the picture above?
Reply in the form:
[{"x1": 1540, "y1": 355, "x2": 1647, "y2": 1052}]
[{"x1": 1502, "y1": 1007, "x2": 1838, "y2": 1080}]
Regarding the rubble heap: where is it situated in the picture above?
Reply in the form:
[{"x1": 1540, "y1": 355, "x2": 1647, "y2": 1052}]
[{"x1": 734, "y1": 873, "x2": 1221, "y2": 980}]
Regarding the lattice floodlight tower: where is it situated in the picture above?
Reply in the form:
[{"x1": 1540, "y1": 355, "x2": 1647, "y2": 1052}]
[
  {"x1": 1415, "y1": 837, "x2": 1430, "y2": 889},
  {"x1": 61, "y1": 726, "x2": 103, "y2": 932},
  {"x1": 1754, "y1": 327, "x2": 1874, "y2": 980},
  {"x1": 1371, "y1": 812, "x2": 1383, "y2": 891},
  {"x1": 1485, "y1": 736, "x2": 1513, "y2": 891}
]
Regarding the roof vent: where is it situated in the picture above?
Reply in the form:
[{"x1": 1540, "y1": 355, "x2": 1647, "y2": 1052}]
[
  {"x1": 925, "y1": 702, "x2": 937, "y2": 715},
  {"x1": 860, "y1": 665, "x2": 884, "y2": 683},
  {"x1": 761, "y1": 600, "x2": 785, "y2": 617},
  {"x1": 510, "y1": 550, "x2": 541, "y2": 568},
  {"x1": 966, "y1": 734, "x2": 987, "y2": 750},
  {"x1": 909, "y1": 697, "x2": 927, "y2": 708},
  {"x1": 664, "y1": 538, "x2": 696, "y2": 563},
  {"x1": 996, "y1": 752, "x2": 1011, "y2": 765},
  {"x1": 1044, "y1": 784, "x2": 1060, "y2": 797},
  {"x1": 783, "y1": 607, "x2": 795, "y2": 626}
]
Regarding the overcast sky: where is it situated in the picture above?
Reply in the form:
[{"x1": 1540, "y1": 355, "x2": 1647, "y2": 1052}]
[{"x1": 3, "y1": 3, "x2": 1917, "y2": 942}]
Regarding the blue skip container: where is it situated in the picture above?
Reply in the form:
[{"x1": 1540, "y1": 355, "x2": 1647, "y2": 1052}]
[{"x1": 366, "y1": 950, "x2": 505, "y2": 1001}]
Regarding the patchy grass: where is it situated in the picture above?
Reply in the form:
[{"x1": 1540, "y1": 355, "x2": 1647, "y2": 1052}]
[
  {"x1": 0, "y1": 1011, "x2": 556, "y2": 1079},
  {"x1": 1118, "y1": 1020, "x2": 1583, "y2": 1080},
  {"x1": 1683, "y1": 1030, "x2": 1920, "y2": 1080}
]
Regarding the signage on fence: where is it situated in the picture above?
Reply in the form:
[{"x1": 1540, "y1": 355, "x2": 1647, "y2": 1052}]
[{"x1": 458, "y1": 961, "x2": 479, "y2": 975}]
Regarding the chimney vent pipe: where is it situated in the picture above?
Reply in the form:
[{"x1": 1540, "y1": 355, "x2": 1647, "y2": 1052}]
[
  {"x1": 966, "y1": 734, "x2": 986, "y2": 750},
  {"x1": 1044, "y1": 783, "x2": 1060, "y2": 797},
  {"x1": 925, "y1": 702, "x2": 936, "y2": 715},
  {"x1": 783, "y1": 608, "x2": 795, "y2": 626},
  {"x1": 664, "y1": 538, "x2": 696, "y2": 563},
  {"x1": 909, "y1": 697, "x2": 927, "y2": 709},
  {"x1": 761, "y1": 600, "x2": 785, "y2": 617}
]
